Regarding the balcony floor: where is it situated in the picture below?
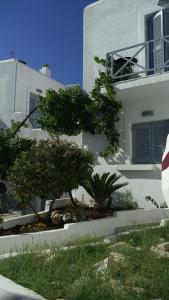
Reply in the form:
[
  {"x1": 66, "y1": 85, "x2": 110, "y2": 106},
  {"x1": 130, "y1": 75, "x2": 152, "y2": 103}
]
[{"x1": 115, "y1": 71, "x2": 169, "y2": 101}]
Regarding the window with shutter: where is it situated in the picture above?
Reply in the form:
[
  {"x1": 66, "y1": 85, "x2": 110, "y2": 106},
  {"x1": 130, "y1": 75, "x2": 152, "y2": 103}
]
[
  {"x1": 146, "y1": 14, "x2": 154, "y2": 73},
  {"x1": 132, "y1": 120, "x2": 169, "y2": 164},
  {"x1": 152, "y1": 120, "x2": 169, "y2": 163},
  {"x1": 132, "y1": 123, "x2": 151, "y2": 164},
  {"x1": 164, "y1": 8, "x2": 169, "y2": 69},
  {"x1": 153, "y1": 10, "x2": 164, "y2": 72},
  {"x1": 146, "y1": 8, "x2": 169, "y2": 73},
  {"x1": 29, "y1": 93, "x2": 40, "y2": 128}
]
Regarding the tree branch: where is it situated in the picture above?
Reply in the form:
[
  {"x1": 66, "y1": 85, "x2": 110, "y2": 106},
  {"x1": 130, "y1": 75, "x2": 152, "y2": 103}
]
[{"x1": 11, "y1": 106, "x2": 38, "y2": 138}]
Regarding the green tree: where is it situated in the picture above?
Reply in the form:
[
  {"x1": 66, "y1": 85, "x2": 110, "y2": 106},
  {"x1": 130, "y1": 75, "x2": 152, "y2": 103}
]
[
  {"x1": 0, "y1": 116, "x2": 37, "y2": 214},
  {"x1": 0, "y1": 113, "x2": 38, "y2": 180},
  {"x1": 37, "y1": 57, "x2": 121, "y2": 157},
  {"x1": 38, "y1": 86, "x2": 96, "y2": 138},
  {"x1": 0, "y1": 127, "x2": 36, "y2": 180},
  {"x1": 82, "y1": 172, "x2": 128, "y2": 209},
  {"x1": 91, "y1": 56, "x2": 122, "y2": 156},
  {"x1": 8, "y1": 140, "x2": 94, "y2": 220}
]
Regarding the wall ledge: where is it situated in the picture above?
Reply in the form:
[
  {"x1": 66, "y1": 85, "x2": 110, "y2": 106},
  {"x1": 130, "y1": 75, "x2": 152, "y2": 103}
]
[{"x1": 116, "y1": 164, "x2": 161, "y2": 171}]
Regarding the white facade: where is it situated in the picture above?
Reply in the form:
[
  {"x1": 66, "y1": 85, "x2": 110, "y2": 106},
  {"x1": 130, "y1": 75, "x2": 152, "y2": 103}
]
[
  {"x1": 0, "y1": 59, "x2": 84, "y2": 210},
  {"x1": 0, "y1": 59, "x2": 83, "y2": 144},
  {"x1": 83, "y1": 0, "x2": 169, "y2": 207},
  {"x1": 0, "y1": 59, "x2": 62, "y2": 128}
]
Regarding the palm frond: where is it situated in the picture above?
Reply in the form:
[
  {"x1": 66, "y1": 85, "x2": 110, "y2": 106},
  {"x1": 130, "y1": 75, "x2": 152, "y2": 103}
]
[{"x1": 81, "y1": 172, "x2": 128, "y2": 208}]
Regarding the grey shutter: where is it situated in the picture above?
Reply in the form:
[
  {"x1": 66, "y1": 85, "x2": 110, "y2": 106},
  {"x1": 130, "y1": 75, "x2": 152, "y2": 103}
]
[
  {"x1": 153, "y1": 10, "x2": 164, "y2": 72},
  {"x1": 29, "y1": 93, "x2": 37, "y2": 112},
  {"x1": 152, "y1": 120, "x2": 169, "y2": 163},
  {"x1": 164, "y1": 8, "x2": 169, "y2": 69},
  {"x1": 146, "y1": 14, "x2": 154, "y2": 73},
  {"x1": 132, "y1": 123, "x2": 152, "y2": 164}
]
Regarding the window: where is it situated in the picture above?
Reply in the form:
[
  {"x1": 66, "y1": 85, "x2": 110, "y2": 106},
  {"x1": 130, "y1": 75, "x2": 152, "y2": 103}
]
[
  {"x1": 132, "y1": 120, "x2": 169, "y2": 164},
  {"x1": 29, "y1": 93, "x2": 40, "y2": 128},
  {"x1": 146, "y1": 8, "x2": 169, "y2": 72}
]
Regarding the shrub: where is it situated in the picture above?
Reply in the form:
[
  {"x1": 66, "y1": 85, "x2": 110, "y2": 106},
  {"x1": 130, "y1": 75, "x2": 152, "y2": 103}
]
[
  {"x1": 81, "y1": 172, "x2": 128, "y2": 209},
  {"x1": 8, "y1": 140, "x2": 94, "y2": 219},
  {"x1": 119, "y1": 189, "x2": 139, "y2": 210},
  {"x1": 145, "y1": 196, "x2": 168, "y2": 209}
]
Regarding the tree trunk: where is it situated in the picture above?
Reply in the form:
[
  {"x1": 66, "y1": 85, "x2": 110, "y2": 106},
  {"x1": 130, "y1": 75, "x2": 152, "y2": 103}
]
[
  {"x1": 49, "y1": 198, "x2": 56, "y2": 215},
  {"x1": 28, "y1": 201, "x2": 41, "y2": 222},
  {"x1": 2, "y1": 106, "x2": 38, "y2": 142},
  {"x1": 11, "y1": 106, "x2": 38, "y2": 138},
  {"x1": 106, "y1": 196, "x2": 112, "y2": 209}
]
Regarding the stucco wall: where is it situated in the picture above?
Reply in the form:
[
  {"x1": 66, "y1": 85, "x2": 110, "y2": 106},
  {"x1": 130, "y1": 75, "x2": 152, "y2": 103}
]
[
  {"x1": 15, "y1": 61, "x2": 64, "y2": 113},
  {"x1": 0, "y1": 59, "x2": 64, "y2": 129},
  {"x1": 83, "y1": 0, "x2": 161, "y2": 92},
  {"x1": 82, "y1": 0, "x2": 169, "y2": 207},
  {"x1": 0, "y1": 208, "x2": 169, "y2": 255},
  {"x1": 0, "y1": 60, "x2": 16, "y2": 127}
]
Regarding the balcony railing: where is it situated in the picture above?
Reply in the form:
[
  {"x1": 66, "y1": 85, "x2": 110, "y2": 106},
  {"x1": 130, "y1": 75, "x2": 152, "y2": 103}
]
[{"x1": 106, "y1": 35, "x2": 169, "y2": 81}]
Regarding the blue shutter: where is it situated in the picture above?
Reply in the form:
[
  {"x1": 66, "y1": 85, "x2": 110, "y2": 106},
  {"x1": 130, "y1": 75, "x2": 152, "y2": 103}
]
[
  {"x1": 153, "y1": 10, "x2": 164, "y2": 72},
  {"x1": 132, "y1": 120, "x2": 169, "y2": 164},
  {"x1": 132, "y1": 123, "x2": 151, "y2": 164},
  {"x1": 152, "y1": 120, "x2": 169, "y2": 163}
]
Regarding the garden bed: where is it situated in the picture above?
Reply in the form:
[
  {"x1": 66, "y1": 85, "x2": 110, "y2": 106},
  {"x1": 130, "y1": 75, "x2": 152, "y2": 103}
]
[{"x1": 0, "y1": 206, "x2": 115, "y2": 236}]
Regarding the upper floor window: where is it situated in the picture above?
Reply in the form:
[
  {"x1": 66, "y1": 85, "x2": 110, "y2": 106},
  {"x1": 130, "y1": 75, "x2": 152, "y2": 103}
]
[
  {"x1": 132, "y1": 120, "x2": 169, "y2": 164},
  {"x1": 29, "y1": 93, "x2": 40, "y2": 128},
  {"x1": 146, "y1": 8, "x2": 169, "y2": 72}
]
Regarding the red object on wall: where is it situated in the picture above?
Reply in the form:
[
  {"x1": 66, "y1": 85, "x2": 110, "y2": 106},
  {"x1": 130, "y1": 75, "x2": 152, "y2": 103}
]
[{"x1": 162, "y1": 152, "x2": 169, "y2": 171}]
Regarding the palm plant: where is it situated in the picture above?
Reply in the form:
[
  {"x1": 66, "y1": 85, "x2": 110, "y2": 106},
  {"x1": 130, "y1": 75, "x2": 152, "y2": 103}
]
[{"x1": 82, "y1": 172, "x2": 128, "y2": 209}]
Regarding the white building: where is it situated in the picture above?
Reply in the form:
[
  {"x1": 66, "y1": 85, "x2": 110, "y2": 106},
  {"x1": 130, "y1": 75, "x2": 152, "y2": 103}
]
[
  {"x1": 1, "y1": 0, "x2": 169, "y2": 209},
  {"x1": 0, "y1": 59, "x2": 64, "y2": 139},
  {"x1": 0, "y1": 59, "x2": 83, "y2": 211},
  {"x1": 83, "y1": 0, "x2": 169, "y2": 208}
]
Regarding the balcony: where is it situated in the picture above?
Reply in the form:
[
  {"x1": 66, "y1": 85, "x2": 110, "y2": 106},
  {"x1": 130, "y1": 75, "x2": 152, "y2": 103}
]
[{"x1": 106, "y1": 35, "x2": 169, "y2": 82}]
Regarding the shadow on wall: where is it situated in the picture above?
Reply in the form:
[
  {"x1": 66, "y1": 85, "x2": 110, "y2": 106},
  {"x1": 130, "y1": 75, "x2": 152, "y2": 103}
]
[
  {"x1": 82, "y1": 133, "x2": 125, "y2": 165},
  {"x1": 119, "y1": 170, "x2": 161, "y2": 180},
  {"x1": 111, "y1": 189, "x2": 138, "y2": 210}
]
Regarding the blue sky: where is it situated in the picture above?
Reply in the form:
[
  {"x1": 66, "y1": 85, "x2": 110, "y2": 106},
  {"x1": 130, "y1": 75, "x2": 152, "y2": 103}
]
[{"x1": 0, "y1": 0, "x2": 95, "y2": 86}]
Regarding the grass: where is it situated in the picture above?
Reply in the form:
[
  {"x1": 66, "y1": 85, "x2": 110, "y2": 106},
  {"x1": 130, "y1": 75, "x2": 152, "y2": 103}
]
[{"x1": 1, "y1": 223, "x2": 169, "y2": 299}]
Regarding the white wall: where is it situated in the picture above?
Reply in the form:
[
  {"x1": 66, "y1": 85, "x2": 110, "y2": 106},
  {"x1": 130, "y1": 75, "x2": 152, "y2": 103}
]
[
  {"x1": 0, "y1": 59, "x2": 83, "y2": 145},
  {"x1": 0, "y1": 208, "x2": 169, "y2": 255},
  {"x1": 0, "y1": 59, "x2": 64, "y2": 129},
  {"x1": 15, "y1": 61, "x2": 64, "y2": 113},
  {"x1": 82, "y1": 0, "x2": 169, "y2": 207},
  {"x1": 0, "y1": 60, "x2": 17, "y2": 127},
  {"x1": 83, "y1": 0, "x2": 160, "y2": 92}
]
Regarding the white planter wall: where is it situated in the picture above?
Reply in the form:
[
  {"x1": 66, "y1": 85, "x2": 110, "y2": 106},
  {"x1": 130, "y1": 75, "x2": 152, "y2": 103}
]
[{"x1": 0, "y1": 209, "x2": 169, "y2": 255}]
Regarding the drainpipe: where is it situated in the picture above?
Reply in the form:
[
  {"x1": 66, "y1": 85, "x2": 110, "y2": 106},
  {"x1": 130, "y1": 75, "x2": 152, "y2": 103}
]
[{"x1": 13, "y1": 60, "x2": 19, "y2": 112}]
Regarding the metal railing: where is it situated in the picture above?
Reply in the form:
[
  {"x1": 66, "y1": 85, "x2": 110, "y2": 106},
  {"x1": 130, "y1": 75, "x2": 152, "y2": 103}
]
[{"x1": 106, "y1": 35, "x2": 169, "y2": 81}]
